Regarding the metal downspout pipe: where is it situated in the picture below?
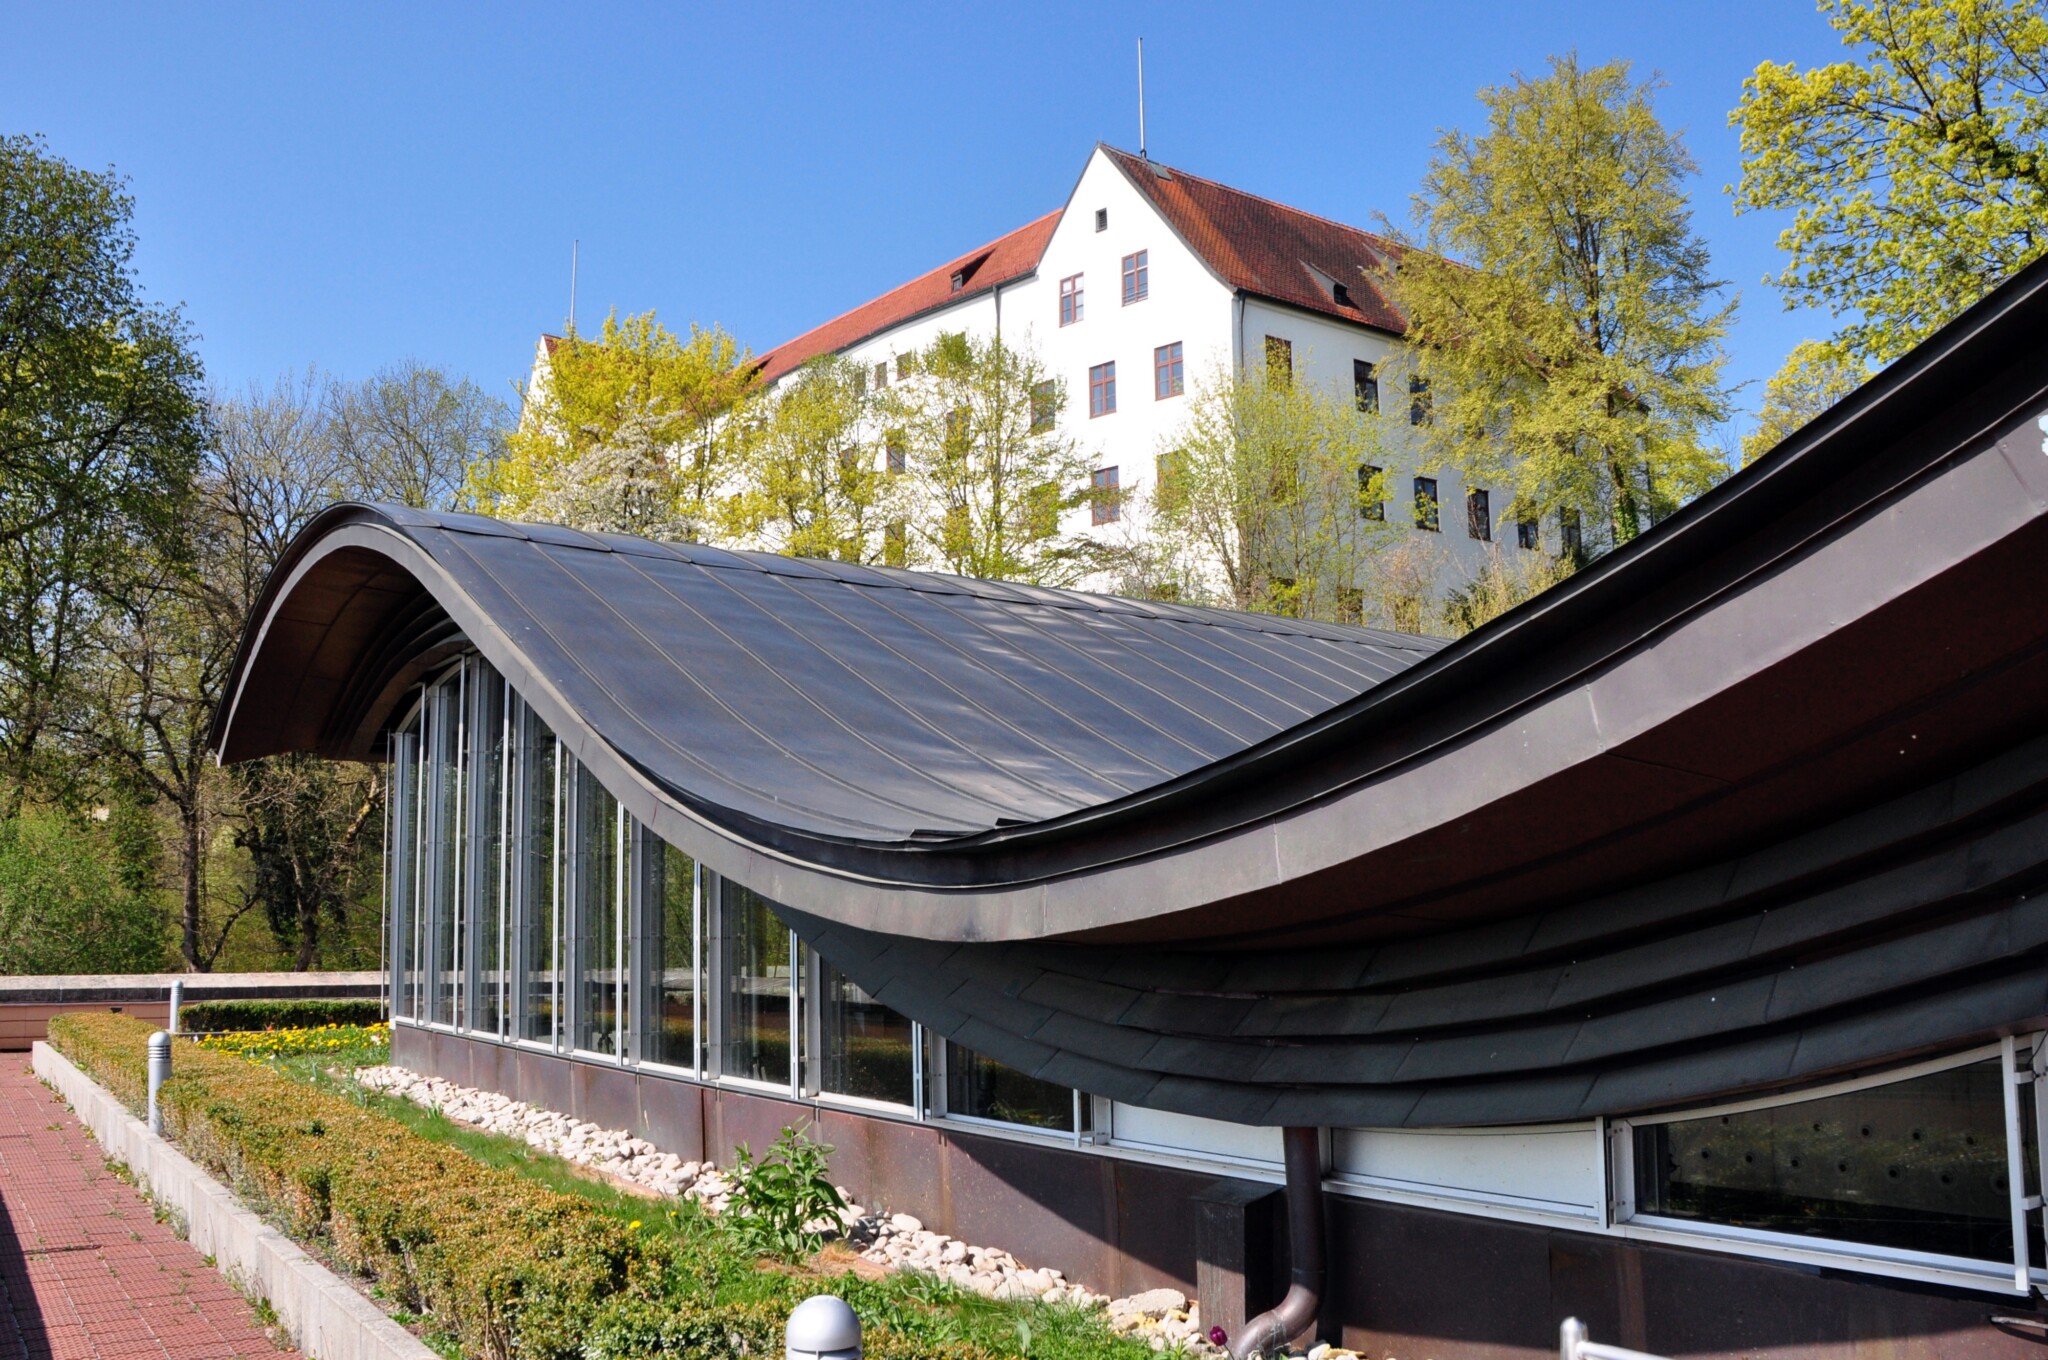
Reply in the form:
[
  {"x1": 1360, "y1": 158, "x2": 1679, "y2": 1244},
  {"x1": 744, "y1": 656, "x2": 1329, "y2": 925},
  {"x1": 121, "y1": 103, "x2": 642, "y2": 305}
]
[{"x1": 1230, "y1": 1126, "x2": 1325, "y2": 1360}]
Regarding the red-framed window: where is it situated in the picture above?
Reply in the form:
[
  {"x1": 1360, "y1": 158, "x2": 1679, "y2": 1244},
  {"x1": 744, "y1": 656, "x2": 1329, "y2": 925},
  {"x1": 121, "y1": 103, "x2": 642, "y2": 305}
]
[
  {"x1": 1154, "y1": 342, "x2": 1184, "y2": 399},
  {"x1": 1265, "y1": 335, "x2": 1292, "y2": 383},
  {"x1": 1088, "y1": 361, "x2": 1117, "y2": 417},
  {"x1": 1091, "y1": 465, "x2": 1121, "y2": 525},
  {"x1": 1060, "y1": 274, "x2": 1084, "y2": 326},
  {"x1": 1122, "y1": 250, "x2": 1149, "y2": 304}
]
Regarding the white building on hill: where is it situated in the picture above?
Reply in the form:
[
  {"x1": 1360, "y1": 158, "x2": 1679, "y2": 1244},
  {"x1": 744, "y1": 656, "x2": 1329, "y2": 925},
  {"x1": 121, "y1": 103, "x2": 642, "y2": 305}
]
[{"x1": 538, "y1": 145, "x2": 1567, "y2": 604}]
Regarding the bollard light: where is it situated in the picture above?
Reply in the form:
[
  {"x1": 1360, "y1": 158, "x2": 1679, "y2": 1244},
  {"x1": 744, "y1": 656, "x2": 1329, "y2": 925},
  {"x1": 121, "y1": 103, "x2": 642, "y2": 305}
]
[
  {"x1": 146, "y1": 1030, "x2": 171, "y2": 1135},
  {"x1": 786, "y1": 1294, "x2": 861, "y2": 1360},
  {"x1": 167, "y1": 979, "x2": 183, "y2": 1035}
]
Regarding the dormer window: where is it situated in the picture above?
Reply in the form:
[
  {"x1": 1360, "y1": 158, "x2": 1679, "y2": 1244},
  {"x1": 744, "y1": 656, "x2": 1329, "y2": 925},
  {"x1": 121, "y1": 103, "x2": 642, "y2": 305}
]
[
  {"x1": 950, "y1": 270, "x2": 967, "y2": 292},
  {"x1": 1332, "y1": 281, "x2": 1353, "y2": 308}
]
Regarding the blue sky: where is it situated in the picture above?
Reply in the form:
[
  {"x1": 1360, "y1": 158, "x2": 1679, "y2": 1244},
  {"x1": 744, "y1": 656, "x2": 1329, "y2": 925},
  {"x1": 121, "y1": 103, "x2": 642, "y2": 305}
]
[{"x1": 5, "y1": 3, "x2": 1846, "y2": 438}]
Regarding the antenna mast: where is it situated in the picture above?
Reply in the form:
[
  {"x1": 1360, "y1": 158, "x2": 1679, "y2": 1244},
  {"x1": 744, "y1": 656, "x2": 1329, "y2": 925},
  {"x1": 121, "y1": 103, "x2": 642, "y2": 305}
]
[
  {"x1": 1137, "y1": 37, "x2": 1147, "y2": 159},
  {"x1": 570, "y1": 239, "x2": 579, "y2": 334}
]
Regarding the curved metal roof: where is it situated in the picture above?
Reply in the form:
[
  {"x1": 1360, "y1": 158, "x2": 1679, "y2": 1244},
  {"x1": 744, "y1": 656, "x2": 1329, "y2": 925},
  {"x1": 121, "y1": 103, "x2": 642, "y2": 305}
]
[
  {"x1": 215, "y1": 508, "x2": 1439, "y2": 844},
  {"x1": 215, "y1": 252, "x2": 2048, "y2": 1126}
]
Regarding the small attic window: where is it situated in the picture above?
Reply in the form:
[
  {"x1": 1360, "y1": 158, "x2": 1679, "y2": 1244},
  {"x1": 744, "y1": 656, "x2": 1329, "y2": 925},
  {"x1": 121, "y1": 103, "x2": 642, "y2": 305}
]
[
  {"x1": 1332, "y1": 281, "x2": 1353, "y2": 308},
  {"x1": 1095, "y1": 208, "x2": 1109, "y2": 232},
  {"x1": 950, "y1": 270, "x2": 967, "y2": 292}
]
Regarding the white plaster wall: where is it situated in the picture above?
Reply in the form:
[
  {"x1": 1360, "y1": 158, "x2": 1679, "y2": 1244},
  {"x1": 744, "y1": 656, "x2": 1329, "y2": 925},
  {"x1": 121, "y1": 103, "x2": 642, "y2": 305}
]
[
  {"x1": 1238, "y1": 296, "x2": 1552, "y2": 593},
  {"x1": 1027, "y1": 149, "x2": 1238, "y2": 546}
]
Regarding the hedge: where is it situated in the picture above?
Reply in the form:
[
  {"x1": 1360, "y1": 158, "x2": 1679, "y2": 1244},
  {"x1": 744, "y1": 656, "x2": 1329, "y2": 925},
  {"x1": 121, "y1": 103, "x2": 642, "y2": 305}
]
[
  {"x1": 178, "y1": 997, "x2": 386, "y2": 1032},
  {"x1": 47, "y1": 1013, "x2": 999, "y2": 1360}
]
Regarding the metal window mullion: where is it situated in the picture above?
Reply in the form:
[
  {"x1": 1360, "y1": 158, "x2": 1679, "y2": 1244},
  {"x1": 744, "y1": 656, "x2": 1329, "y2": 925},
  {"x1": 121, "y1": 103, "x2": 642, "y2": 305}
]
[
  {"x1": 614, "y1": 804, "x2": 627, "y2": 1063},
  {"x1": 911, "y1": 1022, "x2": 924, "y2": 1122},
  {"x1": 706, "y1": 871, "x2": 723, "y2": 1078},
  {"x1": 418, "y1": 689, "x2": 439, "y2": 1024},
  {"x1": 2034, "y1": 1037, "x2": 2048, "y2": 1283},
  {"x1": 550, "y1": 737, "x2": 563, "y2": 1052},
  {"x1": 691, "y1": 861, "x2": 704, "y2": 1077},
  {"x1": 452, "y1": 661, "x2": 467, "y2": 1028},
  {"x1": 787, "y1": 926, "x2": 801, "y2": 1100},
  {"x1": 497, "y1": 690, "x2": 512, "y2": 1038},
  {"x1": 2005, "y1": 1035, "x2": 2032, "y2": 1293}
]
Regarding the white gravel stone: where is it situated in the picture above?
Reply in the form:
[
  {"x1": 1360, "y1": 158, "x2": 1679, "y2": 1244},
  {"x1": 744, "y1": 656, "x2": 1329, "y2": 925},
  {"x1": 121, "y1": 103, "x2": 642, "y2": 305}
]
[{"x1": 354, "y1": 1064, "x2": 1227, "y2": 1356}]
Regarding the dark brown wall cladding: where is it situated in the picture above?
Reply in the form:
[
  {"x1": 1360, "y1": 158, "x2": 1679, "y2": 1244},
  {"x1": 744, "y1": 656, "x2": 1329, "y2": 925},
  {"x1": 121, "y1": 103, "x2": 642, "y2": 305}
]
[{"x1": 392, "y1": 1028, "x2": 2048, "y2": 1360}]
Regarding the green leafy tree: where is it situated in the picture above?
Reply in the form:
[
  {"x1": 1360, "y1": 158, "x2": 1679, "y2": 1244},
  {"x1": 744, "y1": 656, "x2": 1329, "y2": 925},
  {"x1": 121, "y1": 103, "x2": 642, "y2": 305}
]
[
  {"x1": 1732, "y1": 0, "x2": 2048, "y2": 364},
  {"x1": 469, "y1": 311, "x2": 757, "y2": 537},
  {"x1": 1151, "y1": 360, "x2": 1396, "y2": 621},
  {"x1": 1388, "y1": 54, "x2": 1733, "y2": 555},
  {"x1": 0, "y1": 134, "x2": 205, "y2": 795},
  {"x1": 0, "y1": 805, "x2": 166, "y2": 974},
  {"x1": 1742, "y1": 340, "x2": 1870, "y2": 464},
  {"x1": 886, "y1": 331, "x2": 1098, "y2": 585},
  {"x1": 728, "y1": 356, "x2": 904, "y2": 562}
]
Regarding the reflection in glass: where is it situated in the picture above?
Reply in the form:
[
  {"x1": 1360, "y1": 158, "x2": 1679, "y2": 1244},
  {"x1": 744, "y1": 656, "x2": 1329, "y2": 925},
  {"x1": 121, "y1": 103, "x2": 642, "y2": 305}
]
[
  {"x1": 1634, "y1": 1058, "x2": 2015, "y2": 1261},
  {"x1": 947, "y1": 1042, "x2": 1079, "y2": 1131},
  {"x1": 427, "y1": 673, "x2": 463, "y2": 1027},
  {"x1": 387, "y1": 726, "x2": 419, "y2": 1022},
  {"x1": 720, "y1": 882, "x2": 791, "y2": 1085},
  {"x1": 467, "y1": 667, "x2": 506, "y2": 1035},
  {"x1": 817, "y1": 956, "x2": 914, "y2": 1105},
  {"x1": 515, "y1": 710, "x2": 557, "y2": 1045},
  {"x1": 640, "y1": 840, "x2": 697, "y2": 1069},
  {"x1": 573, "y1": 763, "x2": 621, "y2": 1054}
]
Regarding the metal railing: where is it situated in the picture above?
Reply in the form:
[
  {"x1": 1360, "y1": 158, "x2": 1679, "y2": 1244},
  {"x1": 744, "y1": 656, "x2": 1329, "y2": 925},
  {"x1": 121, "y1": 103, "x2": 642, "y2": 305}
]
[{"x1": 1560, "y1": 1318, "x2": 1670, "y2": 1360}]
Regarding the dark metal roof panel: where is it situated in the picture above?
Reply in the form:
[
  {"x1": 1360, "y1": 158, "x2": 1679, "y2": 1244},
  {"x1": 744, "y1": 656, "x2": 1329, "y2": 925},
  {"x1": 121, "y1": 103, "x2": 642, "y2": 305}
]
[{"x1": 238, "y1": 510, "x2": 1442, "y2": 844}]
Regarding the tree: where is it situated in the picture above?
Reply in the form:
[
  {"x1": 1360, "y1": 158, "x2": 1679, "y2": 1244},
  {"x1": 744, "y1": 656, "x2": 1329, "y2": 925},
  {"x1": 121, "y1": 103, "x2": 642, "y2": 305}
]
[
  {"x1": 886, "y1": 330, "x2": 1098, "y2": 585},
  {"x1": 1742, "y1": 340, "x2": 1870, "y2": 464},
  {"x1": 0, "y1": 134, "x2": 205, "y2": 795},
  {"x1": 327, "y1": 360, "x2": 506, "y2": 511},
  {"x1": 67, "y1": 367, "x2": 463, "y2": 970},
  {"x1": 469, "y1": 311, "x2": 758, "y2": 537},
  {"x1": 0, "y1": 805, "x2": 166, "y2": 975},
  {"x1": 1151, "y1": 361, "x2": 1396, "y2": 621},
  {"x1": 1388, "y1": 54, "x2": 1734, "y2": 555},
  {"x1": 1732, "y1": 0, "x2": 2048, "y2": 364},
  {"x1": 729, "y1": 356, "x2": 904, "y2": 563}
]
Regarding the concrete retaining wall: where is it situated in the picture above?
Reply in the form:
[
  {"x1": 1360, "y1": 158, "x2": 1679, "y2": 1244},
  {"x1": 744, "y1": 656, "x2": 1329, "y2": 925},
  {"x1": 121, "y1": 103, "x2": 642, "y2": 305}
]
[{"x1": 31, "y1": 1041, "x2": 433, "y2": 1360}]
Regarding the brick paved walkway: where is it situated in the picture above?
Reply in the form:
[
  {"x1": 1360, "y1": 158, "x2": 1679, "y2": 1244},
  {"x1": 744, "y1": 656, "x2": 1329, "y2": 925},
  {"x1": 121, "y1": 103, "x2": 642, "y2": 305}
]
[{"x1": 0, "y1": 1060, "x2": 291, "y2": 1359}]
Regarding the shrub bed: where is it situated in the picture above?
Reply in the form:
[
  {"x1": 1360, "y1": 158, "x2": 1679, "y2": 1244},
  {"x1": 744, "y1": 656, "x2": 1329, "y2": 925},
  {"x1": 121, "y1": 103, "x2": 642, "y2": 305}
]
[
  {"x1": 45, "y1": 1013, "x2": 1034, "y2": 1360},
  {"x1": 179, "y1": 997, "x2": 385, "y2": 1032}
]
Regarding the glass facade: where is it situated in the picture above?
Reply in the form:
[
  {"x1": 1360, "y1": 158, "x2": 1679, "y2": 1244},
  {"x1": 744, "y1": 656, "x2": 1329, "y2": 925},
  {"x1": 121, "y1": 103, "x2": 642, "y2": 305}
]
[
  {"x1": 816, "y1": 957, "x2": 915, "y2": 1106},
  {"x1": 1633, "y1": 1057, "x2": 2019, "y2": 1262},
  {"x1": 390, "y1": 653, "x2": 1073, "y2": 1131},
  {"x1": 945, "y1": 1040, "x2": 1087, "y2": 1133}
]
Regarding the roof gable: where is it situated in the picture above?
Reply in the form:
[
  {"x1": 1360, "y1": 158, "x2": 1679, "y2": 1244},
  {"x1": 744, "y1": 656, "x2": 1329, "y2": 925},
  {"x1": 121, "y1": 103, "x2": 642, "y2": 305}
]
[
  {"x1": 753, "y1": 211, "x2": 1060, "y2": 385},
  {"x1": 1100, "y1": 145, "x2": 1408, "y2": 334}
]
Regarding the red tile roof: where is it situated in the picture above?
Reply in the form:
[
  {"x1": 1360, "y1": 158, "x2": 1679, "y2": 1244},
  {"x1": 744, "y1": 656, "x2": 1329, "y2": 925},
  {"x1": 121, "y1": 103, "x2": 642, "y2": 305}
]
[
  {"x1": 1101, "y1": 146, "x2": 1408, "y2": 335},
  {"x1": 753, "y1": 211, "x2": 1062, "y2": 385},
  {"x1": 746, "y1": 148, "x2": 1406, "y2": 388}
]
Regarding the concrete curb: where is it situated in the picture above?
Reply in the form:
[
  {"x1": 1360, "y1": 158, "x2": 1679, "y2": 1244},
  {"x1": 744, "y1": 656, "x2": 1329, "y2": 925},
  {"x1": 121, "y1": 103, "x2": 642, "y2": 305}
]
[{"x1": 32, "y1": 1041, "x2": 436, "y2": 1360}]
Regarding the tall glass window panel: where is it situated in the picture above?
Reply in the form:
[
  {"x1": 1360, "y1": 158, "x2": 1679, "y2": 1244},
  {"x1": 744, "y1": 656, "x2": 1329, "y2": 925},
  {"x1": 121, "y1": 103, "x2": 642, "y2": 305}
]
[
  {"x1": 387, "y1": 724, "x2": 419, "y2": 1022},
  {"x1": 720, "y1": 881, "x2": 793, "y2": 1086},
  {"x1": 636, "y1": 837, "x2": 698, "y2": 1070},
  {"x1": 425, "y1": 672, "x2": 464, "y2": 1027},
  {"x1": 514, "y1": 707, "x2": 559, "y2": 1046},
  {"x1": 946, "y1": 1041, "x2": 1080, "y2": 1132},
  {"x1": 465, "y1": 666, "x2": 507, "y2": 1035},
  {"x1": 1633, "y1": 1057, "x2": 2020, "y2": 1262},
  {"x1": 817, "y1": 956, "x2": 915, "y2": 1106},
  {"x1": 571, "y1": 762, "x2": 622, "y2": 1055}
]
